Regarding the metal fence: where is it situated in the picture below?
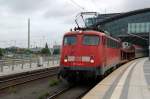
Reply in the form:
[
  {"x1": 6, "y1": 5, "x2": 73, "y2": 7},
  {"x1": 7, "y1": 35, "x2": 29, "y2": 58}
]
[{"x1": 0, "y1": 55, "x2": 60, "y2": 72}]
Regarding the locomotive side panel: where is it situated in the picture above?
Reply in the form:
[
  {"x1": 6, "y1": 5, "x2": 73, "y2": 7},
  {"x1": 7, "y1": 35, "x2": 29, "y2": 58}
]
[{"x1": 105, "y1": 37, "x2": 121, "y2": 71}]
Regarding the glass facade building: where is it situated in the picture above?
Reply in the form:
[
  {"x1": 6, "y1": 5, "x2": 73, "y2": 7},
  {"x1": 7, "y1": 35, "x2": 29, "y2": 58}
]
[
  {"x1": 128, "y1": 22, "x2": 150, "y2": 33},
  {"x1": 98, "y1": 8, "x2": 150, "y2": 37}
]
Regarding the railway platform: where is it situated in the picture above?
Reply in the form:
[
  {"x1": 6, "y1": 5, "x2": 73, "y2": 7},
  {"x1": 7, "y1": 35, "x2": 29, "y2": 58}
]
[{"x1": 83, "y1": 57, "x2": 150, "y2": 99}]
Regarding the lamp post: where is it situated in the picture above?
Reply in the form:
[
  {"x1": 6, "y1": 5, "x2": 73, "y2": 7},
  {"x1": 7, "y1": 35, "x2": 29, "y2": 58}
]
[{"x1": 28, "y1": 18, "x2": 30, "y2": 49}]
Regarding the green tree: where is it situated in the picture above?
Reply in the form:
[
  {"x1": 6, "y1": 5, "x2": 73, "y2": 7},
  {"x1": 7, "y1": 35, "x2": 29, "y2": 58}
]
[
  {"x1": 25, "y1": 49, "x2": 32, "y2": 54},
  {"x1": 45, "y1": 42, "x2": 48, "y2": 49},
  {"x1": 41, "y1": 43, "x2": 50, "y2": 55},
  {"x1": 0, "y1": 48, "x2": 3, "y2": 59}
]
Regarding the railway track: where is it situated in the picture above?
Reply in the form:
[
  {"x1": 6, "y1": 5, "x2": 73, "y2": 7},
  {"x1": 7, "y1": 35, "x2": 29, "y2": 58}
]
[
  {"x1": 47, "y1": 84, "x2": 94, "y2": 99},
  {"x1": 45, "y1": 60, "x2": 129, "y2": 99},
  {"x1": 47, "y1": 86, "x2": 72, "y2": 99},
  {"x1": 0, "y1": 67, "x2": 59, "y2": 90}
]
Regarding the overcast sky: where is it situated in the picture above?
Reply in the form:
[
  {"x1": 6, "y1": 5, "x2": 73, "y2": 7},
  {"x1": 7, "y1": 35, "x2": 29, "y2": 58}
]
[{"x1": 0, "y1": 0, "x2": 149, "y2": 48}]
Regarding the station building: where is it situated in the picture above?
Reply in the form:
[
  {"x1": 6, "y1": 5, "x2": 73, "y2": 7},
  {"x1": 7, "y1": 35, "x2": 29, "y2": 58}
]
[{"x1": 95, "y1": 8, "x2": 150, "y2": 47}]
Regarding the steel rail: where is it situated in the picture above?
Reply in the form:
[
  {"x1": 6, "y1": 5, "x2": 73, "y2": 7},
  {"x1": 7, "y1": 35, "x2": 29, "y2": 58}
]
[
  {"x1": 0, "y1": 67, "x2": 59, "y2": 90},
  {"x1": 47, "y1": 86, "x2": 73, "y2": 99},
  {"x1": 47, "y1": 85, "x2": 93, "y2": 99}
]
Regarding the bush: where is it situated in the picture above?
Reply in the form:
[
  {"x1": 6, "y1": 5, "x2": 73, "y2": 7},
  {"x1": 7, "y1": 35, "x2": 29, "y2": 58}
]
[
  {"x1": 41, "y1": 43, "x2": 50, "y2": 55},
  {"x1": 41, "y1": 48, "x2": 50, "y2": 55},
  {"x1": 0, "y1": 48, "x2": 3, "y2": 58},
  {"x1": 38, "y1": 92, "x2": 49, "y2": 99},
  {"x1": 49, "y1": 79, "x2": 60, "y2": 87}
]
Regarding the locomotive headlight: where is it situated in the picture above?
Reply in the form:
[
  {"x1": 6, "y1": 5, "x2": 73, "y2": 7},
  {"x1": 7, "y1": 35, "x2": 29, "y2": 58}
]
[
  {"x1": 64, "y1": 59, "x2": 68, "y2": 62},
  {"x1": 90, "y1": 59, "x2": 94, "y2": 63},
  {"x1": 64, "y1": 56, "x2": 68, "y2": 62},
  {"x1": 90, "y1": 56, "x2": 94, "y2": 63}
]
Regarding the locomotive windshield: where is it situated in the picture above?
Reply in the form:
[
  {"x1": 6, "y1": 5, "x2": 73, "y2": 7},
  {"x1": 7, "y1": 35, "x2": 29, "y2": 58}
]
[
  {"x1": 83, "y1": 35, "x2": 99, "y2": 45},
  {"x1": 64, "y1": 36, "x2": 76, "y2": 45}
]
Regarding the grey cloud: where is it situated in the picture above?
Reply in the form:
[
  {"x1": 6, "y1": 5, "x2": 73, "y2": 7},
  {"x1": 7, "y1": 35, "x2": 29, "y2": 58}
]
[
  {"x1": 45, "y1": 4, "x2": 79, "y2": 18},
  {"x1": 0, "y1": 0, "x2": 81, "y2": 24},
  {"x1": 0, "y1": 0, "x2": 149, "y2": 48},
  {"x1": 0, "y1": 0, "x2": 51, "y2": 14},
  {"x1": 91, "y1": 0, "x2": 150, "y2": 13},
  {"x1": 44, "y1": 2, "x2": 79, "y2": 18},
  {"x1": 44, "y1": 1, "x2": 81, "y2": 25},
  {"x1": 123, "y1": 0, "x2": 150, "y2": 11}
]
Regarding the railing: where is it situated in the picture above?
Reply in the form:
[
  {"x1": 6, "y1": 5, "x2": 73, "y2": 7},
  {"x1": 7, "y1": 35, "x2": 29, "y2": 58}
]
[{"x1": 0, "y1": 55, "x2": 60, "y2": 73}]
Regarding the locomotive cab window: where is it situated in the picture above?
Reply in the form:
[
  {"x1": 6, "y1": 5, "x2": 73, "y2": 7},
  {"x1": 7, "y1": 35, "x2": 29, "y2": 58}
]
[
  {"x1": 83, "y1": 35, "x2": 100, "y2": 45},
  {"x1": 64, "y1": 36, "x2": 76, "y2": 45}
]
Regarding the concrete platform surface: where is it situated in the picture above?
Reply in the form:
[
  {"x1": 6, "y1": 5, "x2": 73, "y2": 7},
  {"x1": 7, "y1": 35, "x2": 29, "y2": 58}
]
[{"x1": 83, "y1": 58, "x2": 150, "y2": 99}]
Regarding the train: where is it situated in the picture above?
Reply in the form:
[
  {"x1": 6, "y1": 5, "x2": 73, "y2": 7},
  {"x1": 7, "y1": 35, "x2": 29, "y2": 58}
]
[
  {"x1": 58, "y1": 30, "x2": 145, "y2": 82},
  {"x1": 58, "y1": 12, "x2": 146, "y2": 82},
  {"x1": 121, "y1": 42, "x2": 146, "y2": 60}
]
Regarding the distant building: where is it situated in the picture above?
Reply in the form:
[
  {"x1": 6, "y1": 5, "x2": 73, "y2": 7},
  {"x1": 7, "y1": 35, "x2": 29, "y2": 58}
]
[
  {"x1": 97, "y1": 8, "x2": 150, "y2": 38},
  {"x1": 53, "y1": 45, "x2": 61, "y2": 50},
  {"x1": 52, "y1": 45, "x2": 61, "y2": 55},
  {"x1": 30, "y1": 47, "x2": 42, "y2": 53},
  {"x1": 7, "y1": 46, "x2": 19, "y2": 50},
  {"x1": 6, "y1": 46, "x2": 22, "y2": 53}
]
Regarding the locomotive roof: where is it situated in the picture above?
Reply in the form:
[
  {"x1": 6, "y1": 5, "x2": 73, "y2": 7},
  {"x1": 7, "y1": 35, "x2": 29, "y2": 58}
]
[
  {"x1": 64, "y1": 30, "x2": 120, "y2": 42},
  {"x1": 64, "y1": 30, "x2": 105, "y2": 36}
]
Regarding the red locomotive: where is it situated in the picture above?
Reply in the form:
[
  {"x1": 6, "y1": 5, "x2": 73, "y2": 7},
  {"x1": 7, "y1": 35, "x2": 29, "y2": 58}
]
[
  {"x1": 59, "y1": 30, "x2": 121, "y2": 82},
  {"x1": 58, "y1": 12, "x2": 146, "y2": 82}
]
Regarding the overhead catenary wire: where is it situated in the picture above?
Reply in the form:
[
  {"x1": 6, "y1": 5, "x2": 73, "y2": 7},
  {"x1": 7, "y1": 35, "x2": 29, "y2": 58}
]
[
  {"x1": 126, "y1": 32, "x2": 148, "y2": 41},
  {"x1": 69, "y1": 0, "x2": 87, "y2": 11}
]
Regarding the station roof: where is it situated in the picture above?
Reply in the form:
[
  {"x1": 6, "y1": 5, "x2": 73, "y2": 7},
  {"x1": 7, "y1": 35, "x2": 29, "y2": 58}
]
[
  {"x1": 95, "y1": 8, "x2": 150, "y2": 47},
  {"x1": 96, "y1": 8, "x2": 150, "y2": 25},
  {"x1": 118, "y1": 34, "x2": 148, "y2": 47}
]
